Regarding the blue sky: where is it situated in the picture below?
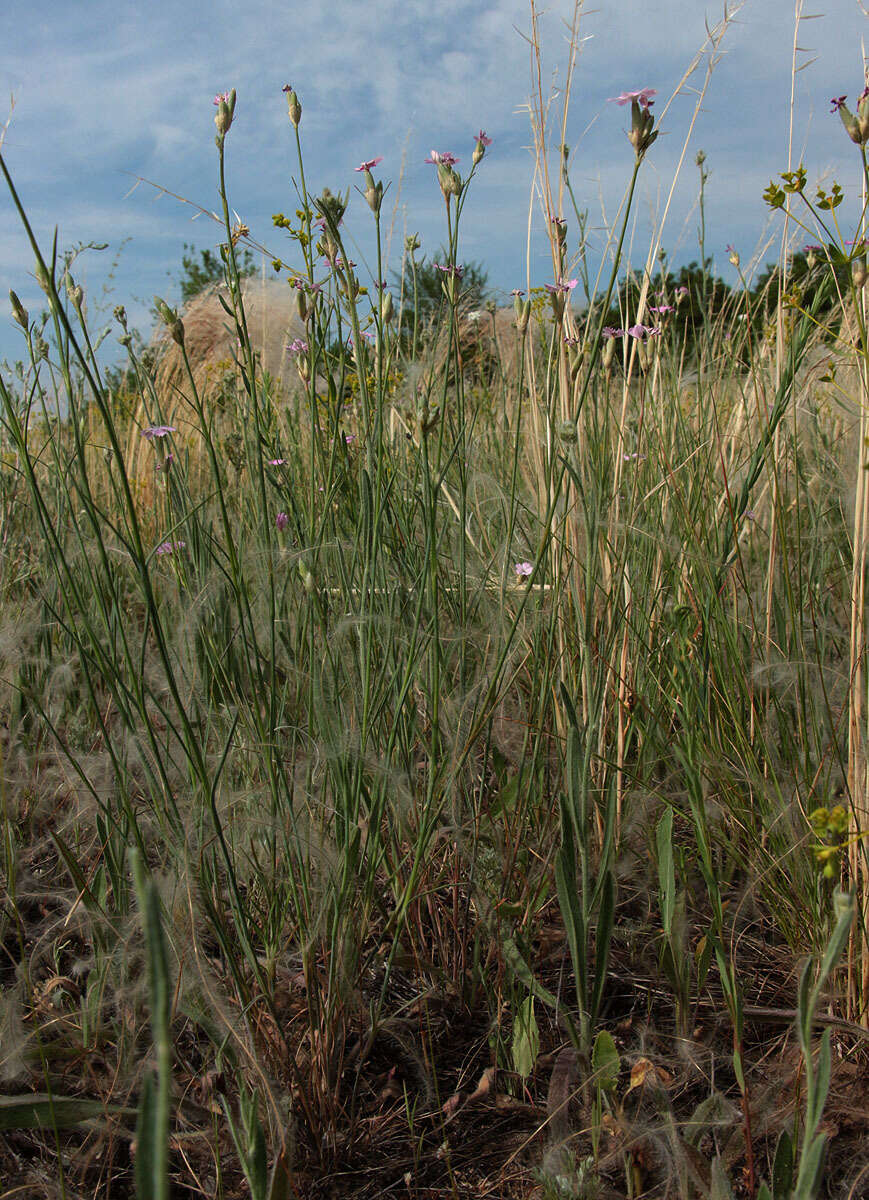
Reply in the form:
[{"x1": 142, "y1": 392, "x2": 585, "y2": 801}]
[{"x1": 1, "y1": 0, "x2": 867, "y2": 367}]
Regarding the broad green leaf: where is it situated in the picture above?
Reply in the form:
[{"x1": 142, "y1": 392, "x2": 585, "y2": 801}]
[
  {"x1": 0, "y1": 1092, "x2": 115, "y2": 1130},
  {"x1": 591, "y1": 1030, "x2": 620, "y2": 1092},
  {"x1": 512, "y1": 995, "x2": 540, "y2": 1081},
  {"x1": 772, "y1": 1128, "x2": 793, "y2": 1200}
]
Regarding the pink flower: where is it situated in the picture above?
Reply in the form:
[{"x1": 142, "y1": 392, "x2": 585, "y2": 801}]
[
  {"x1": 275, "y1": 512, "x2": 289, "y2": 532},
  {"x1": 268, "y1": 458, "x2": 286, "y2": 466},
  {"x1": 830, "y1": 95, "x2": 848, "y2": 113},
  {"x1": 608, "y1": 88, "x2": 657, "y2": 108},
  {"x1": 627, "y1": 323, "x2": 661, "y2": 339},
  {"x1": 435, "y1": 263, "x2": 464, "y2": 278},
  {"x1": 474, "y1": 131, "x2": 492, "y2": 147},
  {"x1": 648, "y1": 304, "x2": 674, "y2": 314},
  {"x1": 425, "y1": 150, "x2": 459, "y2": 165},
  {"x1": 287, "y1": 338, "x2": 308, "y2": 356},
  {"x1": 602, "y1": 327, "x2": 624, "y2": 339},
  {"x1": 142, "y1": 424, "x2": 176, "y2": 440},
  {"x1": 155, "y1": 540, "x2": 185, "y2": 556},
  {"x1": 544, "y1": 278, "x2": 577, "y2": 294},
  {"x1": 355, "y1": 156, "x2": 383, "y2": 172},
  {"x1": 514, "y1": 561, "x2": 534, "y2": 578},
  {"x1": 213, "y1": 92, "x2": 231, "y2": 106}
]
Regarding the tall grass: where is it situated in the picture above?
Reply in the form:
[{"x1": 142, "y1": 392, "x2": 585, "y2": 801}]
[{"x1": 0, "y1": 9, "x2": 868, "y2": 1197}]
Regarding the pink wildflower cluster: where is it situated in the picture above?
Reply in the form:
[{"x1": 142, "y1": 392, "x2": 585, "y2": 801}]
[{"x1": 155, "y1": 540, "x2": 185, "y2": 556}]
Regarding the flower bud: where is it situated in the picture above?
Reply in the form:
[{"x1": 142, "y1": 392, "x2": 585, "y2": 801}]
[
  {"x1": 295, "y1": 285, "x2": 308, "y2": 322},
  {"x1": 437, "y1": 164, "x2": 462, "y2": 199},
  {"x1": 365, "y1": 179, "x2": 384, "y2": 215},
  {"x1": 836, "y1": 100, "x2": 862, "y2": 144},
  {"x1": 154, "y1": 297, "x2": 185, "y2": 345},
  {"x1": 154, "y1": 296, "x2": 174, "y2": 325},
  {"x1": 35, "y1": 261, "x2": 52, "y2": 296},
  {"x1": 9, "y1": 290, "x2": 28, "y2": 329},
  {"x1": 33, "y1": 335, "x2": 49, "y2": 361},
  {"x1": 853, "y1": 255, "x2": 867, "y2": 289},
  {"x1": 283, "y1": 85, "x2": 302, "y2": 128},
  {"x1": 628, "y1": 98, "x2": 658, "y2": 159},
  {"x1": 859, "y1": 89, "x2": 869, "y2": 143},
  {"x1": 65, "y1": 276, "x2": 84, "y2": 309},
  {"x1": 517, "y1": 299, "x2": 532, "y2": 335},
  {"x1": 566, "y1": 342, "x2": 583, "y2": 381},
  {"x1": 114, "y1": 304, "x2": 128, "y2": 329},
  {"x1": 727, "y1": 245, "x2": 740, "y2": 268},
  {"x1": 381, "y1": 290, "x2": 394, "y2": 323},
  {"x1": 405, "y1": 233, "x2": 421, "y2": 255},
  {"x1": 299, "y1": 562, "x2": 315, "y2": 594},
  {"x1": 472, "y1": 130, "x2": 492, "y2": 166},
  {"x1": 213, "y1": 89, "x2": 236, "y2": 138}
]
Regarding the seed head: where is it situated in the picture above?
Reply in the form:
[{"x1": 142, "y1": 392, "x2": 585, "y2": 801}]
[{"x1": 282, "y1": 84, "x2": 302, "y2": 127}]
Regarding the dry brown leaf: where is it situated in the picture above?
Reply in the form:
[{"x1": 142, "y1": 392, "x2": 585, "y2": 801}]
[{"x1": 627, "y1": 1057, "x2": 673, "y2": 1093}]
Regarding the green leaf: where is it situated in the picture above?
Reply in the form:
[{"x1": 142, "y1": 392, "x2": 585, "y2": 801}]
[
  {"x1": 684, "y1": 1091, "x2": 739, "y2": 1146},
  {"x1": 808, "y1": 1030, "x2": 831, "y2": 1135},
  {"x1": 591, "y1": 1030, "x2": 620, "y2": 1092},
  {"x1": 815, "y1": 890, "x2": 854, "y2": 1004},
  {"x1": 656, "y1": 808, "x2": 675, "y2": 935},
  {"x1": 772, "y1": 1128, "x2": 794, "y2": 1200},
  {"x1": 710, "y1": 1155, "x2": 735, "y2": 1200},
  {"x1": 794, "y1": 1133, "x2": 827, "y2": 1200},
  {"x1": 0, "y1": 1092, "x2": 117, "y2": 1130},
  {"x1": 512, "y1": 995, "x2": 540, "y2": 1082},
  {"x1": 135, "y1": 1072, "x2": 158, "y2": 1200},
  {"x1": 590, "y1": 869, "x2": 615, "y2": 1026},
  {"x1": 268, "y1": 1149, "x2": 293, "y2": 1200}
]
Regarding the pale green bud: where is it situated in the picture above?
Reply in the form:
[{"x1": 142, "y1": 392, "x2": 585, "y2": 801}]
[
  {"x1": 9, "y1": 290, "x2": 28, "y2": 329},
  {"x1": 283, "y1": 86, "x2": 302, "y2": 128}
]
